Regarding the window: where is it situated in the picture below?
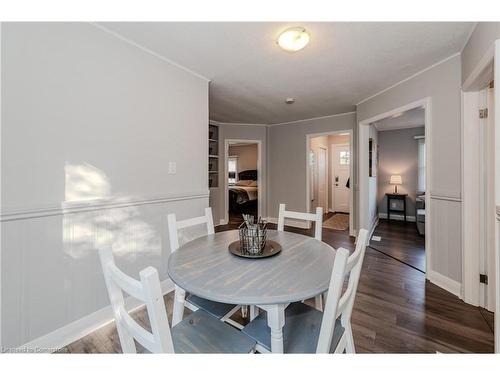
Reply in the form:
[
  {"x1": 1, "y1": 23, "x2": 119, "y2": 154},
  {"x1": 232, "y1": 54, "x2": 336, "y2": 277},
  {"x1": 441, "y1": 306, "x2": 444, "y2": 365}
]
[
  {"x1": 339, "y1": 150, "x2": 350, "y2": 165},
  {"x1": 417, "y1": 138, "x2": 426, "y2": 192},
  {"x1": 228, "y1": 156, "x2": 238, "y2": 184}
]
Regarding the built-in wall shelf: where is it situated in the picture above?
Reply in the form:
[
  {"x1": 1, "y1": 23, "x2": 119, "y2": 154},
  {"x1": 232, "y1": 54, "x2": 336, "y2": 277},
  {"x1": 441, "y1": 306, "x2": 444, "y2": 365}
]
[{"x1": 209, "y1": 124, "x2": 219, "y2": 188}]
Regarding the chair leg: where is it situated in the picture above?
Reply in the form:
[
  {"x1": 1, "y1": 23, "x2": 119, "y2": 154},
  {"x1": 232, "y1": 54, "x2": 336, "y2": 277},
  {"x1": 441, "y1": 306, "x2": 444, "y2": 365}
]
[
  {"x1": 334, "y1": 334, "x2": 348, "y2": 354},
  {"x1": 241, "y1": 305, "x2": 248, "y2": 319},
  {"x1": 249, "y1": 305, "x2": 259, "y2": 321},
  {"x1": 172, "y1": 286, "x2": 186, "y2": 327},
  {"x1": 314, "y1": 294, "x2": 323, "y2": 311},
  {"x1": 345, "y1": 323, "x2": 356, "y2": 353}
]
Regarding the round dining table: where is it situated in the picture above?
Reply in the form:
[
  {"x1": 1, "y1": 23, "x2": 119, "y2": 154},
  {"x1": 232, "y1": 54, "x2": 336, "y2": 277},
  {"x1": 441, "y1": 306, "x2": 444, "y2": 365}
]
[{"x1": 167, "y1": 229, "x2": 336, "y2": 353}]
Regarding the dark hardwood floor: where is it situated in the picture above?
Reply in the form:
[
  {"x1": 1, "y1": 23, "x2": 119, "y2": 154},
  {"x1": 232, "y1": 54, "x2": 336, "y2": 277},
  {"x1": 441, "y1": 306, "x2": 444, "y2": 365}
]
[
  {"x1": 63, "y1": 221, "x2": 494, "y2": 353},
  {"x1": 370, "y1": 219, "x2": 425, "y2": 272}
]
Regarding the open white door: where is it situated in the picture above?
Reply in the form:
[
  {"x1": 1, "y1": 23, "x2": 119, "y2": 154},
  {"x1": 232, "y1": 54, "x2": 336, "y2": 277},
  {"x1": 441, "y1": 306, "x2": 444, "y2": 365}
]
[{"x1": 332, "y1": 144, "x2": 350, "y2": 213}]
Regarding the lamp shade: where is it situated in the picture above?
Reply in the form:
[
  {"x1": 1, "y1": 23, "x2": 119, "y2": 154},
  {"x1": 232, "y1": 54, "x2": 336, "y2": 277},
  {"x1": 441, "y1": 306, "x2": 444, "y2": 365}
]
[{"x1": 390, "y1": 175, "x2": 402, "y2": 185}]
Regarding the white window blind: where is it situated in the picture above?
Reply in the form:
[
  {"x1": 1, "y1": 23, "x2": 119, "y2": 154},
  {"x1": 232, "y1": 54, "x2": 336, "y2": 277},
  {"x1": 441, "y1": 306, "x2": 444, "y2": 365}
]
[{"x1": 417, "y1": 138, "x2": 426, "y2": 192}]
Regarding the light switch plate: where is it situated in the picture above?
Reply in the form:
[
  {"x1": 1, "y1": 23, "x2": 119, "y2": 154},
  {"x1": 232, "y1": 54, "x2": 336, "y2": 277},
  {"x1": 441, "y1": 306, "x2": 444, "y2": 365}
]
[{"x1": 168, "y1": 162, "x2": 177, "y2": 174}]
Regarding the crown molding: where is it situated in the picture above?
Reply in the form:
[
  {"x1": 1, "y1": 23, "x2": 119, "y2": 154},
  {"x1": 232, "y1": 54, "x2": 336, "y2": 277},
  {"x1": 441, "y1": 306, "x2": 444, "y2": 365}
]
[
  {"x1": 90, "y1": 22, "x2": 211, "y2": 83},
  {"x1": 460, "y1": 22, "x2": 479, "y2": 53},
  {"x1": 267, "y1": 111, "x2": 356, "y2": 127},
  {"x1": 209, "y1": 119, "x2": 268, "y2": 127},
  {"x1": 356, "y1": 52, "x2": 461, "y2": 106}
]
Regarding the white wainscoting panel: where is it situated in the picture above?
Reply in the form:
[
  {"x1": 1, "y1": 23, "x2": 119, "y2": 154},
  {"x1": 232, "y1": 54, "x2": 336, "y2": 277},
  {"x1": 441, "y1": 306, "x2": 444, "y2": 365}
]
[
  {"x1": 429, "y1": 196, "x2": 462, "y2": 284},
  {"x1": 1, "y1": 194, "x2": 208, "y2": 349}
]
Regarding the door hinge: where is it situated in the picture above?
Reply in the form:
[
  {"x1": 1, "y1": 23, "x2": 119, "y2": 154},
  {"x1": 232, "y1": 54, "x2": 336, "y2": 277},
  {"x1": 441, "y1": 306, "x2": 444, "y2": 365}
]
[
  {"x1": 479, "y1": 108, "x2": 488, "y2": 119},
  {"x1": 480, "y1": 274, "x2": 488, "y2": 285}
]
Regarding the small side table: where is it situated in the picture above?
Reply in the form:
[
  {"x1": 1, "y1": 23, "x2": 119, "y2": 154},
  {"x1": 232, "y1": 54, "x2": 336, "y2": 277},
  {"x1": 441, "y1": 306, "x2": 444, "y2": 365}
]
[{"x1": 386, "y1": 193, "x2": 408, "y2": 222}]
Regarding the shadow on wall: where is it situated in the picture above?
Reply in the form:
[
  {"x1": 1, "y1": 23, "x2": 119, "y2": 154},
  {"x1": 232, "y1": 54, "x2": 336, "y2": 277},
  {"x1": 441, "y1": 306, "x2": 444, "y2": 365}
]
[{"x1": 62, "y1": 162, "x2": 160, "y2": 260}]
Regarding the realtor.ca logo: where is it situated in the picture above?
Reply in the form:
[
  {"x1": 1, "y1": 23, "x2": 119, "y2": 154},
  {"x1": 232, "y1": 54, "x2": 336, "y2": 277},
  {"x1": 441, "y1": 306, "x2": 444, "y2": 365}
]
[{"x1": 1, "y1": 347, "x2": 68, "y2": 353}]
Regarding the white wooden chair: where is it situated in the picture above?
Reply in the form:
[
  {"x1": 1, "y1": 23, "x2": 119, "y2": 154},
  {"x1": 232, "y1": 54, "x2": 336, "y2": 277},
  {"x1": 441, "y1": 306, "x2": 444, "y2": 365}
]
[
  {"x1": 241, "y1": 228, "x2": 369, "y2": 353},
  {"x1": 277, "y1": 203, "x2": 323, "y2": 240},
  {"x1": 277, "y1": 203, "x2": 324, "y2": 310},
  {"x1": 167, "y1": 208, "x2": 241, "y2": 328},
  {"x1": 98, "y1": 246, "x2": 256, "y2": 353}
]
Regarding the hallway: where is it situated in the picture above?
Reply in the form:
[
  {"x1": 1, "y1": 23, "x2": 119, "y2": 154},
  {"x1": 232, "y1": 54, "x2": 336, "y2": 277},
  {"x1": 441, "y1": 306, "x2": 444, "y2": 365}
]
[{"x1": 370, "y1": 219, "x2": 425, "y2": 272}]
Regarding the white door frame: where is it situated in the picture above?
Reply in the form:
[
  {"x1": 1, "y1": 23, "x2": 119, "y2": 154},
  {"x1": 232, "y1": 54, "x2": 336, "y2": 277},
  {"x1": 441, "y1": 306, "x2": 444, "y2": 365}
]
[
  {"x1": 462, "y1": 39, "x2": 500, "y2": 353},
  {"x1": 317, "y1": 145, "x2": 328, "y2": 212},
  {"x1": 306, "y1": 130, "x2": 354, "y2": 237},
  {"x1": 331, "y1": 143, "x2": 350, "y2": 213},
  {"x1": 358, "y1": 97, "x2": 432, "y2": 278},
  {"x1": 223, "y1": 139, "x2": 262, "y2": 224}
]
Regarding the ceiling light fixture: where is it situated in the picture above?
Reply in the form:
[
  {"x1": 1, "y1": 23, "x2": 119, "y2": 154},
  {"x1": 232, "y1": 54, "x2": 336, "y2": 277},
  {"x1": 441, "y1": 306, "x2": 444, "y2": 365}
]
[
  {"x1": 285, "y1": 97, "x2": 295, "y2": 104},
  {"x1": 277, "y1": 27, "x2": 310, "y2": 52}
]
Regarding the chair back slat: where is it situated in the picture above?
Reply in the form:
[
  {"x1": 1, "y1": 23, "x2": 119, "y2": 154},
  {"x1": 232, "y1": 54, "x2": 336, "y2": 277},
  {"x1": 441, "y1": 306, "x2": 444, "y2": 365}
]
[
  {"x1": 168, "y1": 207, "x2": 215, "y2": 253},
  {"x1": 338, "y1": 229, "x2": 369, "y2": 324},
  {"x1": 316, "y1": 247, "x2": 349, "y2": 353},
  {"x1": 119, "y1": 306, "x2": 157, "y2": 351},
  {"x1": 106, "y1": 263, "x2": 145, "y2": 301},
  {"x1": 98, "y1": 247, "x2": 174, "y2": 353},
  {"x1": 316, "y1": 228, "x2": 370, "y2": 353},
  {"x1": 277, "y1": 203, "x2": 323, "y2": 240}
]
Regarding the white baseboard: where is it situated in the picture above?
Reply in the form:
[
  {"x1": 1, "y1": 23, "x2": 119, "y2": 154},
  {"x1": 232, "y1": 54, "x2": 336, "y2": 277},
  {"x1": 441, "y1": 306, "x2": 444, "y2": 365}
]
[
  {"x1": 428, "y1": 271, "x2": 462, "y2": 298},
  {"x1": 367, "y1": 216, "x2": 379, "y2": 241},
  {"x1": 378, "y1": 213, "x2": 416, "y2": 222},
  {"x1": 265, "y1": 217, "x2": 311, "y2": 229},
  {"x1": 20, "y1": 279, "x2": 175, "y2": 352}
]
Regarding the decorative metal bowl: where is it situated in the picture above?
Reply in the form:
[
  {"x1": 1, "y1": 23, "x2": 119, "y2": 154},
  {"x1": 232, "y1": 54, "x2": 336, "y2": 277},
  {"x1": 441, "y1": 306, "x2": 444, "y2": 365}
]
[{"x1": 228, "y1": 240, "x2": 282, "y2": 259}]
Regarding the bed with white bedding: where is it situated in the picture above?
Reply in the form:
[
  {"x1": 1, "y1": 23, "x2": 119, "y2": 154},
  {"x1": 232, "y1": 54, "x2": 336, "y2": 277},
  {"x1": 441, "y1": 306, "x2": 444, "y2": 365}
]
[{"x1": 228, "y1": 170, "x2": 258, "y2": 213}]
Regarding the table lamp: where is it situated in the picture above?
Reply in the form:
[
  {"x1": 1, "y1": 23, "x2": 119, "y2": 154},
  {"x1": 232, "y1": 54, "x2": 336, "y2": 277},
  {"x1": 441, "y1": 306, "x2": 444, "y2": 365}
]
[{"x1": 390, "y1": 175, "x2": 402, "y2": 193}]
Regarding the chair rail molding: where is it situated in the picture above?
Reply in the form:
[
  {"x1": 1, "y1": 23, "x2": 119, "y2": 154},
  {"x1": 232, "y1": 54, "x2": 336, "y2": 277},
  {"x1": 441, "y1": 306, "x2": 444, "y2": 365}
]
[{"x1": 1, "y1": 190, "x2": 210, "y2": 222}]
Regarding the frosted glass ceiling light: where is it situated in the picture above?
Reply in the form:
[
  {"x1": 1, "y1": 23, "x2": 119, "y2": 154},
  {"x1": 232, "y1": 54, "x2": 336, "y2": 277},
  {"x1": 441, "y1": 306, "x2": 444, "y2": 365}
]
[{"x1": 277, "y1": 27, "x2": 310, "y2": 52}]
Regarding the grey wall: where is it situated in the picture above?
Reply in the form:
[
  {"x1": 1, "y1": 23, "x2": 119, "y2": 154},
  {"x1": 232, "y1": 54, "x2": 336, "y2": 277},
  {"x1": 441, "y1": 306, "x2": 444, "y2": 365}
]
[
  {"x1": 377, "y1": 127, "x2": 424, "y2": 217},
  {"x1": 228, "y1": 144, "x2": 258, "y2": 174},
  {"x1": 209, "y1": 124, "x2": 267, "y2": 224},
  {"x1": 462, "y1": 23, "x2": 500, "y2": 83},
  {"x1": 267, "y1": 113, "x2": 356, "y2": 219},
  {"x1": 1, "y1": 23, "x2": 209, "y2": 347},
  {"x1": 357, "y1": 54, "x2": 462, "y2": 283}
]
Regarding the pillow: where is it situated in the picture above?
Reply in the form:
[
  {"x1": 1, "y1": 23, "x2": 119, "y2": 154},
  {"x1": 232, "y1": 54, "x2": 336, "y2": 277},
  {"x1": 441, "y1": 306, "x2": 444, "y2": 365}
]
[
  {"x1": 235, "y1": 180, "x2": 253, "y2": 186},
  {"x1": 249, "y1": 180, "x2": 258, "y2": 187}
]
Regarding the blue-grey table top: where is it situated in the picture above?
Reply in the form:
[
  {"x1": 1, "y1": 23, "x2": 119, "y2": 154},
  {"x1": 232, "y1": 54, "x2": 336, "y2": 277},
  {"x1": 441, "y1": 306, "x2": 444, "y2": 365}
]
[{"x1": 167, "y1": 230, "x2": 336, "y2": 305}]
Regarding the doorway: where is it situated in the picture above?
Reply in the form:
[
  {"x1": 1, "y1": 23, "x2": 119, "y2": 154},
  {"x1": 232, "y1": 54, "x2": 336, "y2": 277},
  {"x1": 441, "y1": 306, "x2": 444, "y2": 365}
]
[
  {"x1": 358, "y1": 98, "x2": 431, "y2": 278},
  {"x1": 224, "y1": 139, "x2": 262, "y2": 225},
  {"x1": 306, "y1": 131, "x2": 353, "y2": 235},
  {"x1": 461, "y1": 39, "x2": 499, "y2": 352},
  {"x1": 331, "y1": 143, "x2": 350, "y2": 213},
  {"x1": 368, "y1": 108, "x2": 426, "y2": 272}
]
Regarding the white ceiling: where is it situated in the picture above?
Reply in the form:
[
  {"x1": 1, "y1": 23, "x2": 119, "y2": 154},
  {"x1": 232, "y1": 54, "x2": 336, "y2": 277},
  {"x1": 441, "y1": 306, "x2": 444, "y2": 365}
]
[
  {"x1": 98, "y1": 22, "x2": 474, "y2": 124},
  {"x1": 372, "y1": 107, "x2": 425, "y2": 132}
]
